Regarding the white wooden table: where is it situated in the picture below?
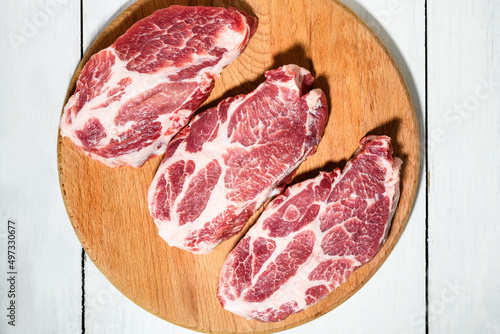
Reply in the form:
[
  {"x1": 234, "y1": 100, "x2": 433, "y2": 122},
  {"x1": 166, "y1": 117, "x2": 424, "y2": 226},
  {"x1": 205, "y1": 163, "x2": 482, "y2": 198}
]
[{"x1": 1, "y1": 0, "x2": 498, "y2": 333}]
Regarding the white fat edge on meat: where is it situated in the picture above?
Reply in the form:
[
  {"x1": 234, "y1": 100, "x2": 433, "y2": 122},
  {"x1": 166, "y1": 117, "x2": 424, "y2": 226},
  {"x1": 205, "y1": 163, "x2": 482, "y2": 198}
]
[
  {"x1": 280, "y1": 64, "x2": 310, "y2": 91},
  {"x1": 267, "y1": 64, "x2": 312, "y2": 93},
  {"x1": 304, "y1": 88, "x2": 325, "y2": 135},
  {"x1": 304, "y1": 89, "x2": 323, "y2": 109},
  {"x1": 210, "y1": 17, "x2": 253, "y2": 74},
  {"x1": 379, "y1": 155, "x2": 402, "y2": 245}
]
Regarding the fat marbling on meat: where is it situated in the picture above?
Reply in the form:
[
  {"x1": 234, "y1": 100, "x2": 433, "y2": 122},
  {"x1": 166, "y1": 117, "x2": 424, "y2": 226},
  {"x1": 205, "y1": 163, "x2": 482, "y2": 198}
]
[
  {"x1": 217, "y1": 135, "x2": 402, "y2": 322},
  {"x1": 60, "y1": 6, "x2": 258, "y2": 167},
  {"x1": 148, "y1": 64, "x2": 328, "y2": 254}
]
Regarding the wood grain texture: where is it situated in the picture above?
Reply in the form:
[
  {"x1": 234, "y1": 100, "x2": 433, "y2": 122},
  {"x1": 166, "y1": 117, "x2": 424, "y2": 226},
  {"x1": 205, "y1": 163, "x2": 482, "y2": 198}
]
[
  {"x1": 428, "y1": 0, "x2": 500, "y2": 332},
  {"x1": 57, "y1": 0, "x2": 419, "y2": 333}
]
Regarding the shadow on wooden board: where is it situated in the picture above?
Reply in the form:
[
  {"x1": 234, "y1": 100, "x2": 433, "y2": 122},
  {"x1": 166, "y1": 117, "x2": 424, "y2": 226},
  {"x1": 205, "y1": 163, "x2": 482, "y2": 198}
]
[
  {"x1": 199, "y1": 43, "x2": 331, "y2": 114},
  {"x1": 293, "y1": 118, "x2": 403, "y2": 186},
  {"x1": 341, "y1": 0, "x2": 425, "y2": 201}
]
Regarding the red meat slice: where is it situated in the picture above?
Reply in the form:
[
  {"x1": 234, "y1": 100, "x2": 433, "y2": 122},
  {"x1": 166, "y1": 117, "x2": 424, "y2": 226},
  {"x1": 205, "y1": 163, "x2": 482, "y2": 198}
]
[
  {"x1": 148, "y1": 64, "x2": 328, "y2": 254},
  {"x1": 60, "y1": 6, "x2": 257, "y2": 167},
  {"x1": 218, "y1": 136, "x2": 402, "y2": 322}
]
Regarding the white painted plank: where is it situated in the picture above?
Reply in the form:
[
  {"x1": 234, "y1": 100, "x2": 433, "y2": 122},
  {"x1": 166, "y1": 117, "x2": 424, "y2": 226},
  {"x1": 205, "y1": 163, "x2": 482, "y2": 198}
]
[
  {"x1": 0, "y1": 0, "x2": 82, "y2": 333},
  {"x1": 81, "y1": 1, "x2": 426, "y2": 333},
  {"x1": 428, "y1": 0, "x2": 500, "y2": 333},
  {"x1": 82, "y1": 0, "x2": 136, "y2": 51}
]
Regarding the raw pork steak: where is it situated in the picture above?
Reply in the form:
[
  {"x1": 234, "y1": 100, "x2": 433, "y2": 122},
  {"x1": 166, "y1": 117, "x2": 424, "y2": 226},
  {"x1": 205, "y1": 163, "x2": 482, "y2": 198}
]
[
  {"x1": 60, "y1": 6, "x2": 258, "y2": 167},
  {"x1": 218, "y1": 136, "x2": 402, "y2": 322},
  {"x1": 148, "y1": 65, "x2": 328, "y2": 254}
]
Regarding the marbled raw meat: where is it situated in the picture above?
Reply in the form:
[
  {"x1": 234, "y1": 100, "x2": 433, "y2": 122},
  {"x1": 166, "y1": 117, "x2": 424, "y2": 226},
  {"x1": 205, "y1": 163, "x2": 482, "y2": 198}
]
[
  {"x1": 148, "y1": 65, "x2": 328, "y2": 254},
  {"x1": 217, "y1": 135, "x2": 402, "y2": 322},
  {"x1": 60, "y1": 6, "x2": 257, "y2": 167}
]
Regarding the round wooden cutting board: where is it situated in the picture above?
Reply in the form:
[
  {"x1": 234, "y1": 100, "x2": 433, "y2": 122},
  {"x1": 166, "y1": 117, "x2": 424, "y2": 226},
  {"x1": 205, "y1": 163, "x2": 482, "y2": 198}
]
[{"x1": 58, "y1": 0, "x2": 419, "y2": 333}]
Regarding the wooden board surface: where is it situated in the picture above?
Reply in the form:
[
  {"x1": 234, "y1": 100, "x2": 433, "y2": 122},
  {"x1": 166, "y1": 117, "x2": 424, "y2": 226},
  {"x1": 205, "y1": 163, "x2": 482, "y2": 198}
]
[{"x1": 57, "y1": 0, "x2": 419, "y2": 333}]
